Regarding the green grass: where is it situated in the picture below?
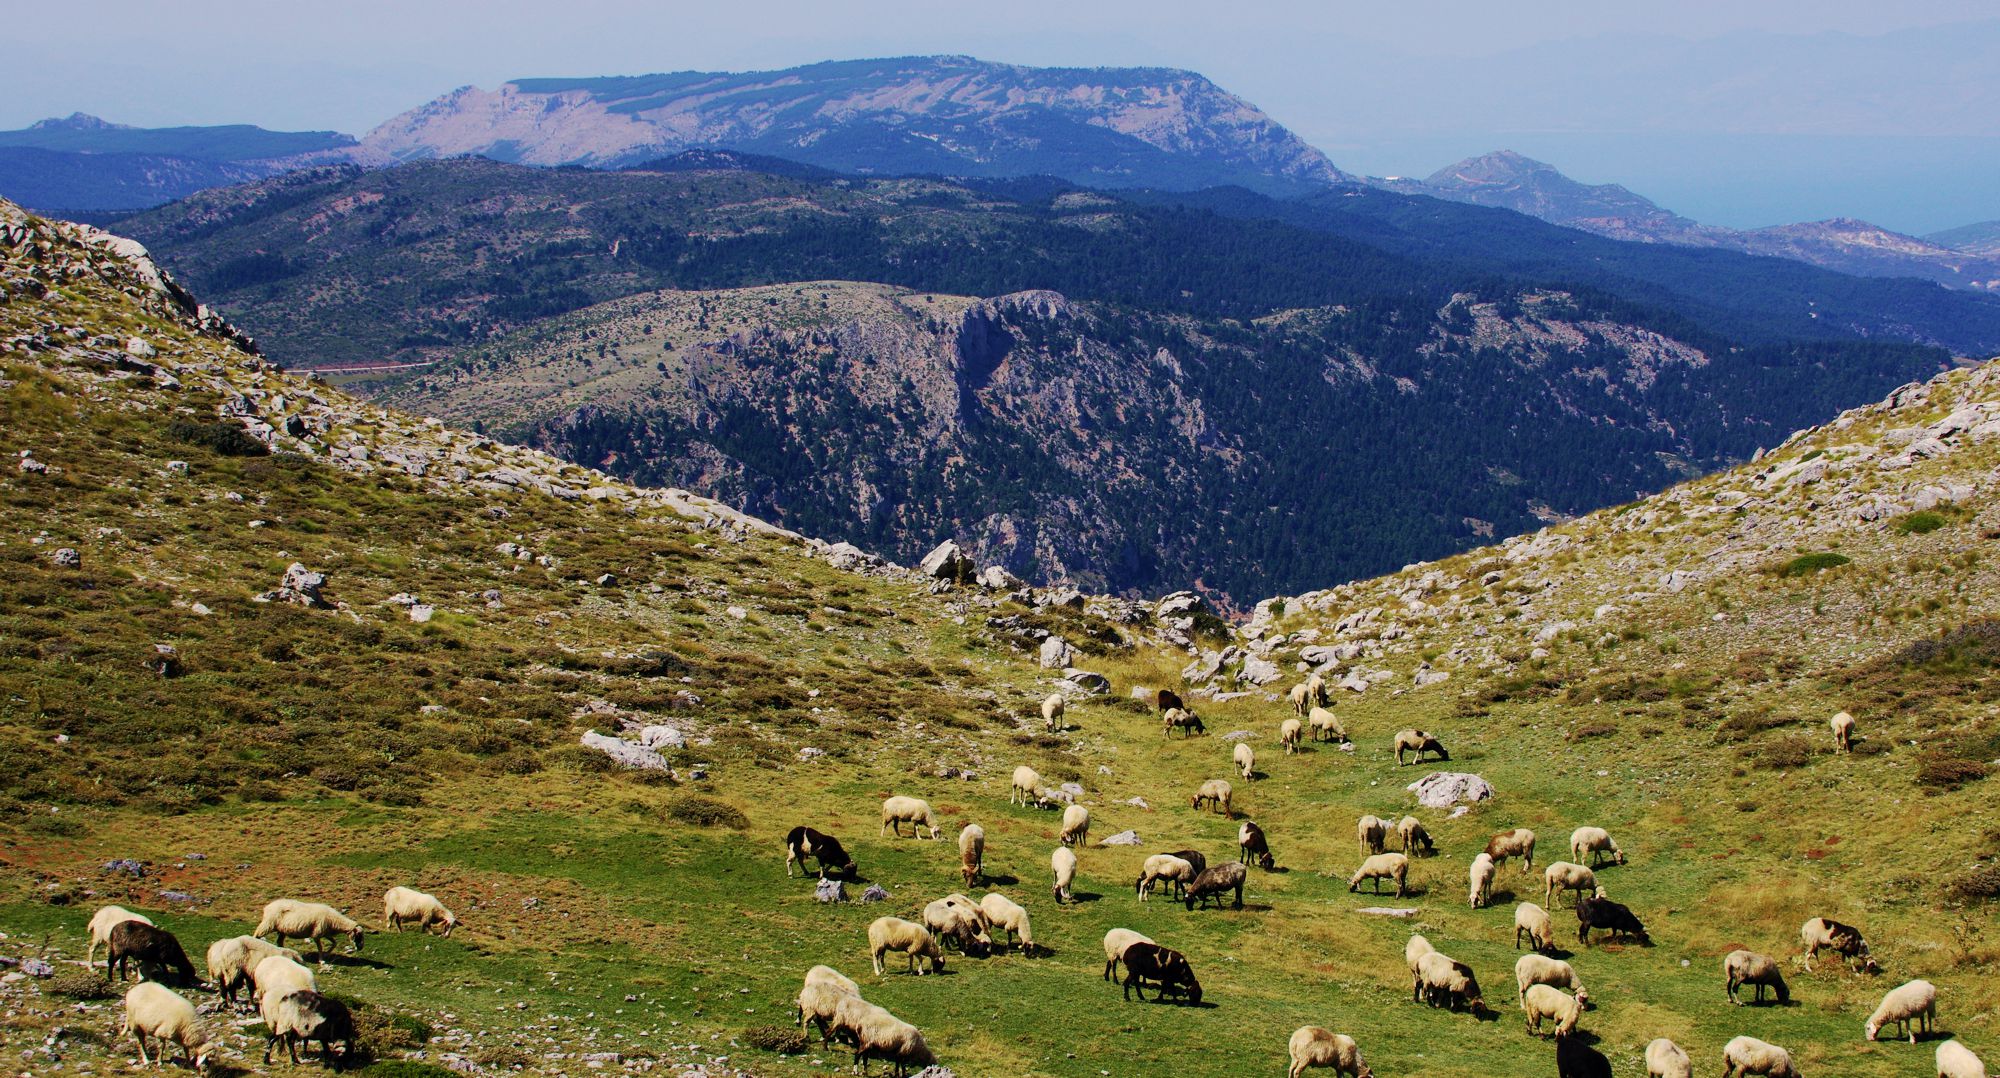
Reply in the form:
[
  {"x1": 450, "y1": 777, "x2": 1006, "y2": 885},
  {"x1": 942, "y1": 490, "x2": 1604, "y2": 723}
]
[{"x1": 1778, "y1": 552, "x2": 1852, "y2": 577}]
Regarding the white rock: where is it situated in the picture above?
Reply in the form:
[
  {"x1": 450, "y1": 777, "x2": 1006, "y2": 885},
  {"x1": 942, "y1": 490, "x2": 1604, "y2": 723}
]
[{"x1": 1405, "y1": 772, "x2": 1495, "y2": 808}]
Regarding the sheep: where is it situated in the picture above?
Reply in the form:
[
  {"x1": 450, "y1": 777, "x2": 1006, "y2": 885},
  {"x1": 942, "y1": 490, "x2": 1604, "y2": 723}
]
[
  {"x1": 880, "y1": 796, "x2": 940, "y2": 839},
  {"x1": 1724, "y1": 949, "x2": 1790, "y2": 1005},
  {"x1": 957, "y1": 823, "x2": 986, "y2": 888},
  {"x1": 1307, "y1": 671, "x2": 1330, "y2": 708},
  {"x1": 848, "y1": 1005, "x2": 936, "y2": 1076},
  {"x1": 1800, "y1": 916, "x2": 1877, "y2": 972},
  {"x1": 1831, "y1": 710, "x2": 1856, "y2": 752},
  {"x1": 1349, "y1": 853, "x2": 1409, "y2": 897},
  {"x1": 383, "y1": 885, "x2": 457, "y2": 937},
  {"x1": 795, "y1": 965, "x2": 861, "y2": 1046},
  {"x1": 1234, "y1": 741, "x2": 1256, "y2": 781},
  {"x1": 1514, "y1": 902, "x2": 1556, "y2": 953},
  {"x1": 1357, "y1": 814, "x2": 1389, "y2": 856},
  {"x1": 1577, "y1": 892, "x2": 1647, "y2": 945},
  {"x1": 1011, "y1": 765, "x2": 1041, "y2": 807},
  {"x1": 922, "y1": 898, "x2": 991, "y2": 956},
  {"x1": 1041, "y1": 693, "x2": 1066, "y2": 733},
  {"x1": 785, "y1": 825, "x2": 857, "y2": 880},
  {"x1": 978, "y1": 892, "x2": 1034, "y2": 955},
  {"x1": 253, "y1": 899, "x2": 365, "y2": 961},
  {"x1": 1185, "y1": 862, "x2": 1248, "y2": 910},
  {"x1": 206, "y1": 935, "x2": 302, "y2": 1010},
  {"x1": 1542, "y1": 862, "x2": 1597, "y2": 909},
  {"x1": 1558, "y1": 1036, "x2": 1615, "y2": 1078},
  {"x1": 1137, "y1": 854, "x2": 1196, "y2": 901},
  {"x1": 1485, "y1": 828, "x2": 1539, "y2": 874},
  {"x1": 1568, "y1": 826, "x2": 1626, "y2": 867},
  {"x1": 1239, "y1": 820, "x2": 1275, "y2": 869},
  {"x1": 1866, "y1": 979, "x2": 1938, "y2": 1043},
  {"x1": 1164, "y1": 707, "x2": 1207, "y2": 737},
  {"x1": 1190, "y1": 778, "x2": 1232, "y2": 817},
  {"x1": 1721, "y1": 1035, "x2": 1800, "y2": 1078},
  {"x1": 122, "y1": 981, "x2": 212, "y2": 1072},
  {"x1": 1405, "y1": 934, "x2": 1436, "y2": 1000},
  {"x1": 1393, "y1": 729, "x2": 1448, "y2": 765},
  {"x1": 1120, "y1": 941, "x2": 1202, "y2": 1004},
  {"x1": 1287, "y1": 1026, "x2": 1372, "y2": 1078},
  {"x1": 1415, "y1": 951, "x2": 1484, "y2": 1012},
  {"x1": 88, "y1": 905, "x2": 154, "y2": 971},
  {"x1": 1289, "y1": 682, "x2": 1313, "y2": 717},
  {"x1": 1397, "y1": 815, "x2": 1435, "y2": 857},
  {"x1": 1308, "y1": 707, "x2": 1347, "y2": 744},
  {"x1": 251, "y1": 954, "x2": 317, "y2": 1010},
  {"x1": 1102, "y1": 928, "x2": 1154, "y2": 981},
  {"x1": 1521, "y1": 983, "x2": 1583, "y2": 1037},
  {"x1": 1052, "y1": 846, "x2": 1077, "y2": 904},
  {"x1": 1469, "y1": 853, "x2": 1496, "y2": 909},
  {"x1": 1167, "y1": 849, "x2": 1209, "y2": 878},
  {"x1": 1645, "y1": 1038, "x2": 1693, "y2": 1078},
  {"x1": 867, "y1": 917, "x2": 945, "y2": 975},
  {"x1": 1281, "y1": 718, "x2": 1304, "y2": 754},
  {"x1": 1157, "y1": 688, "x2": 1185, "y2": 713},
  {"x1": 263, "y1": 989, "x2": 355, "y2": 1069},
  {"x1": 1515, "y1": 954, "x2": 1588, "y2": 1006},
  {"x1": 1937, "y1": 1040, "x2": 1987, "y2": 1078},
  {"x1": 108, "y1": 921, "x2": 200, "y2": 988},
  {"x1": 1059, "y1": 804, "x2": 1090, "y2": 848}
]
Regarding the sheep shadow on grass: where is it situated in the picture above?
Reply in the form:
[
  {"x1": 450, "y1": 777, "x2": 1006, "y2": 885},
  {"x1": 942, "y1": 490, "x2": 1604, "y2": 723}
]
[
  {"x1": 314, "y1": 953, "x2": 392, "y2": 970},
  {"x1": 982, "y1": 872, "x2": 1021, "y2": 887},
  {"x1": 1062, "y1": 891, "x2": 1106, "y2": 904}
]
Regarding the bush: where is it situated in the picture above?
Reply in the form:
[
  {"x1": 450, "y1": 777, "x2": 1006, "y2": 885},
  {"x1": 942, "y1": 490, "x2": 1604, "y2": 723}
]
[
  {"x1": 1896, "y1": 511, "x2": 1948, "y2": 535},
  {"x1": 168, "y1": 418, "x2": 269, "y2": 457},
  {"x1": 356, "y1": 1064, "x2": 460, "y2": 1078},
  {"x1": 742, "y1": 1025, "x2": 810, "y2": 1054},
  {"x1": 1778, "y1": 552, "x2": 1851, "y2": 577},
  {"x1": 1715, "y1": 709, "x2": 1792, "y2": 742},
  {"x1": 664, "y1": 794, "x2": 749, "y2": 829},
  {"x1": 1947, "y1": 865, "x2": 2000, "y2": 902},
  {"x1": 1757, "y1": 736, "x2": 1813, "y2": 770},
  {"x1": 42, "y1": 967, "x2": 114, "y2": 1000},
  {"x1": 1916, "y1": 754, "x2": 1991, "y2": 790}
]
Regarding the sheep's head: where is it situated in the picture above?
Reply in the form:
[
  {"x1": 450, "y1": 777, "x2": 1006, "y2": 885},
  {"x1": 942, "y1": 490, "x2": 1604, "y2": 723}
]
[
  {"x1": 347, "y1": 927, "x2": 366, "y2": 952},
  {"x1": 1256, "y1": 850, "x2": 1275, "y2": 870}
]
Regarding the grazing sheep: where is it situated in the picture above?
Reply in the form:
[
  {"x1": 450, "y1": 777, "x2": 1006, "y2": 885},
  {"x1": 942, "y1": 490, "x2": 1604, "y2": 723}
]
[
  {"x1": 88, "y1": 905, "x2": 154, "y2": 971},
  {"x1": 1059, "y1": 804, "x2": 1090, "y2": 848},
  {"x1": 1515, "y1": 954, "x2": 1588, "y2": 1006},
  {"x1": 1485, "y1": 828, "x2": 1539, "y2": 874},
  {"x1": 1287, "y1": 1026, "x2": 1372, "y2": 1078},
  {"x1": 1041, "y1": 693, "x2": 1066, "y2": 733},
  {"x1": 880, "y1": 796, "x2": 941, "y2": 839},
  {"x1": 1522, "y1": 983, "x2": 1583, "y2": 1037},
  {"x1": 1120, "y1": 941, "x2": 1202, "y2": 1004},
  {"x1": 1239, "y1": 820, "x2": 1276, "y2": 870},
  {"x1": 978, "y1": 893, "x2": 1034, "y2": 955},
  {"x1": 922, "y1": 898, "x2": 991, "y2": 956},
  {"x1": 1137, "y1": 854, "x2": 1197, "y2": 901},
  {"x1": 1937, "y1": 1040, "x2": 1987, "y2": 1078},
  {"x1": 1289, "y1": 682, "x2": 1313, "y2": 717},
  {"x1": 1102, "y1": 928, "x2": 1155, "y2": 981},
  {"x1": 263, "y1": 989, "x2": 355, "y2": 1069},
  {"x1": 1405, "y1": 935, "x2": 1436, "y2": 1000},
  {"x1": 1357, "y1": 814, "x2": 1389, "y2": 856},
  {"x1": 867, "y1": 917, "x2": 945, "y2": 975},
  {"x1": 108, "y1": 921, "x2": 200, "y2": 988},
  {"x1": 1867, "y1": 979, "x2": 1939, "y2": 1043},
  {"x1": 1416, "y1": 951, "x2": 1484, "y2": 1012},
  {"x1": 1558, "y1": 1036, "x2": 1615, "y2": 1078},
  {"x1": 1167, "y1": 849, "x2": 1209, "y2": 879},
  {"x1": 1397, "y1": 816, "x2": 1435, "y2": 857},
  {"x1": 1577, "y1": 892, "x2": 1648, "y2": 945},
  {"x1": 1800, "y1": 916, "x2": 1877, "y2": 973},
  {"x1": 1645, "y1": 1038, "x2": 1693, "y2": 1078},
  {"x1": 1569, "y1": 826, "x2": 1626, "y2": 867},
  {"x1": 1234, "y1": 741, "x2": 1256, "y2": 781},
  {"x1": 122, "y1": 981, "x2": 212, "y2": 1072},
  {"x1": 955, "y1": 823, "x2": 987, "y2": 888},
  {"x1": 1308, "y1": 707, "x2": 1348, "y2": 744},
  {"x1": 785, "y1": 825, "x2": 857, "y2": 880},
  {"x1": 206, "y1": 936, "x2": 302, "y2": 1011},
  {"x1": 1831, "y1": 710, "x2": 1856, "y2": 752},
  {"x1": 1191, "y1": 778, "x2": 1233, "y2": 817},
  {"x1": 796, "y1": 966, "x2": 861, "y2": 1046},
  {"x1": 1281, "y1": 718, "x2": 1304, "y2": 754},
  {"x1": 1469, "y1": 853, "x2": 1496, "y2": 909},
  {"x1": 1722, "y1": 1035, "x2": 1800, "y2": 1078},
  {"x1": 251, "y1": 955, "x2": 317, "y2": 1010},
  {"x1": 253, "y1": 899, "x2": 365, "y2": 961},
  {"x1": 1052, "y1": 847, "x2": 1078, "y2": 904},
  {"x1": 849, "y1": 1004, "x2": 936, "y2": 1077},
  {"x1": 1307, "y1": 672, "x2": 1330, "y2": 708},
  {"x1": 1185, "y1": 862, "x2": 1248, "y2": 910},
  {"x1": 1349, "y1": 852, "x2": 1409, "y2": 897},
  {"x1": 1725, "y1": 949, "x2": 1791, "y2": 1005},
  {"x1": 1514, "y1": 902, "x2": 1557, "y2": 953},
  {"x1": 1393, "y1": 729, "x2": 1448, "y2": 765},
  {"x1": 1542, "y1": 862, "x2": 1597, "y2": 909},
  {"x1": 1011, "y1": 766, "x2": 1041, "y2": 807},
  {"x1": 1164, "y1": 707, "x2": 1207, "y2": 738},
  {"x1": 383, "y1": 886, "x2": 457, "y2": 937}
]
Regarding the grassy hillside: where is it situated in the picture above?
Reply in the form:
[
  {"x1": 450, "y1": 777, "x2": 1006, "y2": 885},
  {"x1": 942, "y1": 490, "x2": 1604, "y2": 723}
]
[{"x1": 4, "y1": 201, "x2": 1999, "y2": 1078}]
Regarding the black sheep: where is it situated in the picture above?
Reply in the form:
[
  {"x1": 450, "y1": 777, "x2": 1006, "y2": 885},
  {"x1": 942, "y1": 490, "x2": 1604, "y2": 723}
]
[
  {"x1": 1185, "y1": 863, "x2": 1247, "y2": 910},
  {"x1": 1156, "y1": 688, "x2": 1184, "y2": 713},
  {"x1": 1238, "y1": 821, "x2": 1276, "y2": 869},
  {"x1": 1121, "y1": 942, "x2": 1203, "y2": 1004},
  {"x1": 1167, "y1": 849, "x2": 1208, "y2": 879},
  {"x1": 1577, "y1": 894, "x2": 1648, "y2": 945},
  {"x1": 784, "y1": 826, "x2": 856, "y2": 880},
  {"x1": 1555, "y1": 1034, "x2": 1613, "y2": 1078},
  {"x1": 107, "y1": 921, "x2": 199, "y2": 988}
]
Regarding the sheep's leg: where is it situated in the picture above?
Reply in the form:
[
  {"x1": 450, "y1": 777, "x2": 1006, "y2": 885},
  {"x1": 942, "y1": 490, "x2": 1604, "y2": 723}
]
[{"x1": 134, "y1": 1030, "x2": 151, "y2": 1066}]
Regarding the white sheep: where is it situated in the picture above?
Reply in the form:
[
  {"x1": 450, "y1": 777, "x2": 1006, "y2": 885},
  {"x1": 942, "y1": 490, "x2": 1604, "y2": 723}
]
[
  {"x1": 867, "y1": 916, "x2": 944, "y2": 975},
  {"x1": 1645, "y1": 1037, "x2": 1693, "y2": 1078},
  {"x1": 253, "y1": 899, "x2": 365, "y2": 961},
  {"x1": 1937, "y1": 1040, "x2": 1987, "y2": 1078},
  {"x1": 1348, "y1": 853, "x2": 1409, "y2": 897},
  {"x1": 1542, "y1": 861, "x2": 1597, "y2": 909},
  {"x1": 1722, "y1": 1035, "x2": 1800, "y2": 1078},
  {"x1": 1137, "y1": 854, "x2": 1196, "y2": 901},
  {"x1": 1041, "y1": 693, "x2": 1066, "y2": 733},
  {"x1": 796, "y1": 974, "x2": 858, "y2": 1046},
  {"x1": 958, "y1": 824, "x2": 985, "y2": 888},
  {"x1": 1521, "y1": 983, "x2": 1582, "y2": 1037},
  {"x1": 205, "y1": 935, "x2": 302, "y2": 1010},
  {"x1": 1569, "y1": 826, "x2": 1626, "y2": 867},
  {"x1": 978, "y1": 892, "x2": 1033, "y2": 955},
  {"x1": 1191, "y1": 778, "x2": 1232, "y2": 816},
  {"x1": 1306, "y1": 672, "x2": 1329, "y2": 708},
  {"x1": 1468, "y1": 853, "x2": 1496, "y2": 909},
  {"x1": 848, "y1": 1002, "x2": 937, "y2": 1076},
  {"x1": 1724, "y1": 949, "x2": 1790, "y2": 1005},
  {"x1": 1308, "y1": 707, "x2": 1346, "y2": 743},
  {"x1": 87, "y1": 905, "x2": 154, "y2": 971},
  {"x1": 1052, "y1": 847, "x2": 1077, "y2": 904},
  {"x1": 1415, "y1": 951, "x2": 1483, "y2": 1011},
  {"x1": 1397, "y1": 815, "x2": 1434, "y2": 857},
  {"x1": 880, "y1": 795, "x2": 940, "y2": 839},
  {"x1": 383, "y1": 886, "x2": 457, "y2": 937},
  {"x1": 251, "y1": 954, "x2": 316, "y2": 1007},
  {"x1": 1059, "y1": 804, "x2": 1090, "y2": 848},
  {"x1": 1234, "y1": 741, "x2": 1256, "y2": 781},
  {"x1": 1287, "y1": 1026, "x2": 1372, "y2": 1078},
  {"x1": 1485, "y1": 827, "x2": 1538, "y2": 874},
  {"x1": 1867, "y1": 979, "x2": 1939, "y2": 1043},
  {"x1": 1514, "y1": 902, "x2": 1556, "y2": 953},
  {"x1": 1281, "y1": 717, "x2": 1303, "y2": 755},
  {"x1": 1010, "y1": 766, "x2": 1041, "y2": 807},
  {"x1": 1289, "y1": 682, "x2": 1313, "y2": 717},
  {"x1": 1102, "y1": 928, "x2": 1154, "y2": 981},
  {"x1": 122, "y1": 981, "x2": 212, "y2": 1071},
  {"x1": 1831, "y1": 710, "x2": 1856, "y2": 752},
  {"x1": 1514, "y1": 954, "x2": 1587, "y2": 1006},
  {"x1": 922, "y1": 898, "x2": 991, "y2": 955},
  {"x1": 1357, "y1": 814, "x2": 1389, "y2": 855}
]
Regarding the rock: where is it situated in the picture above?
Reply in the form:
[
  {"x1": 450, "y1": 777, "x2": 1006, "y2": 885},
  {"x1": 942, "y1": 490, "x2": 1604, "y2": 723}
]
[
  {"x1": 976, "y1": 565, "x2": 1021, "y2": 590},
  {"x1": 1057, "y1": 781, "x2": 1086, "y2": 801},
  {"x1": 103, "y1": 858, "x2": 146, "y2": 878},
  {"x1": 918, "y1": 539, "x2": 973, "y2": 582},
  {"x1": 254, "y1": 562, "x2": 328, "y2": 607},
  {"x1": 189, "y1": 602, "x2": 211, "y2": 616},
  {"x1": 125, "y1": 336, "x2": 155, "y2": 358},
  {"x1": 1124, "y1": 797, "x2": 1150, "y2": 810},
  {"x1": 1062, "y1": 668, "x2": 1110, "y2": 694},
  {"x1": 1532, "y1": 620, "x2": 1575, "y2": 645},
  {"x1": 726, "y1": 605, "x2": 748, "y2": 620},
  {"x1": 1412, "y1": 666, "x2": 1450, "y2": 688},
  {"x1": 822, "y1": 541, "x2": 885, "y2": 573},
  {"x1": 859, "y1": 884, "x2": 890, "y2": 903},
  {"x1": 596, "y1": 573, "x2": 619, "y2": 587},
  {"x1": 1181, "y1": 649, "x2": 1224, "y2": 683},
  {"x1": 1156, "y1": 591, "x2": 1205, "y2": 619},
  {"x1": 1128, "y1": 684, "x2": 1156, "y2": 702},
  {"x1": 1405, "y1": 772, "x2": 1495, "y2": 808},
  {"x1": 147, "y1": 643, "x2": 181, "y2": 678},
  {"x1": 910, "y1": 1067, "x2": 957, "y2": 1078},
  {"x1": 409, "y1": 604, "x2": 436, "y2": 623},
  {"x1": 157, "y1": 890, "x2": 195, "y2": 903},
  {"x1": 1238, "y1": 656, "x2": 1283, "y2": 685},
  {"x1": 1038, "y1": 587, "x2": 1085, "y2": 609},
  {"x1": 637, "y1": 725, "x2": 686, "y2": 750},
  {"x1": 18, "y1": 454, "x2": 46, "y2": 474},
  {"x1": 814, "y1": 878, "x2": 845, "y2": 904},
  {"x1": 49, "y1": 547, "x2": 80, "y2": 569},
  {"x1": 1099, "y1": 830, "x2": 1142, "y2": 846},
  {"x1": 1039, "y1": 636, "x2": 1075, "y2": 669},
  {"x1": 1660, "y1": 569, "x2": 1698, "y2": 594},
  {"x1": 796, "y1": 746, "x2": 826, "y2": 761},
  {"x1": 1355, "y1": 907, "x2": 1421, "y2": 918},
  {"x1": 1219, "y1": 730, "x2": 1257, "y2": 741},
  {"x1": 1338, "y1": 674, "x2": 1370, "y2": 694},
  {"x1": 20, "y1": 958, "x2": 53, "y2": 977},
  {"x1": 579, "y1": 730, "x2": 670, "y2": 771}
]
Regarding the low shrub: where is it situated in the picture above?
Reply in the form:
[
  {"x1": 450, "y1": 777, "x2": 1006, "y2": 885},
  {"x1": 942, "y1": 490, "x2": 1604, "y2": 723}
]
[
  {"x1": 167, "y1": 418, "x2": 269, "y2": 457},
  {"x1": 743, "y1": 1025, "x2": 810, "y2": 1054},
  {"x1": 1757, "y1": 736, "x2": 1813, "y2": 770},
  {"x1": 665, "y1": 794, "x2": 749, "y2": 829},
  {"x1": 42, "y1": 967, "x2": 114, "y2": 1000},
  {"x1": 1778, "y1": 552, "x2": 1851, "y2": 577},
  {"x1": 1916, "y1": 754, "x2": 1991, "y2": 790},
  {"x1": 1946, "y1": 865, "x2": 2000, "y2": 903},
  {"x1": 1895, "y1": 511, "x2": 1948, "y2": 535}
]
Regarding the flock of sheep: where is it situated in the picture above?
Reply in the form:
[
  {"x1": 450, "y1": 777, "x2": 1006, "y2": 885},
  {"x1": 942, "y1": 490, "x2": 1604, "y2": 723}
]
[{"x1": 83, "y1": 886, "x2": 456, "y2": 1071}]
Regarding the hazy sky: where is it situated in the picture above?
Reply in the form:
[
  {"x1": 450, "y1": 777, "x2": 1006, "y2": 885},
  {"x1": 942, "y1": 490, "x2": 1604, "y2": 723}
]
[{"x1": 9, "y1": 1, "x2": 1997, "y2": 230}]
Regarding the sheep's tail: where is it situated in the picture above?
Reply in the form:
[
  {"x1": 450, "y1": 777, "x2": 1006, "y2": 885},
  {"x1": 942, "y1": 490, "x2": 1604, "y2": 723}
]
[{"x1": 252, "y1": 915, "x2": 277, "y2": 938}]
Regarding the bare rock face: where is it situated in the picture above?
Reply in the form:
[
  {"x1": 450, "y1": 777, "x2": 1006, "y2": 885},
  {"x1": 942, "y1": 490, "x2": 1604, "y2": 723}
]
[
  {"x1": 1039, "y1": 636, "x2": 1076, "y2": 669},
  {"x1": 1406, "y1": 772, "x2": 1495, "y2": 808},
  {"x1": 579, "y1": 730, "x2": 670, "y2": 771}
]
